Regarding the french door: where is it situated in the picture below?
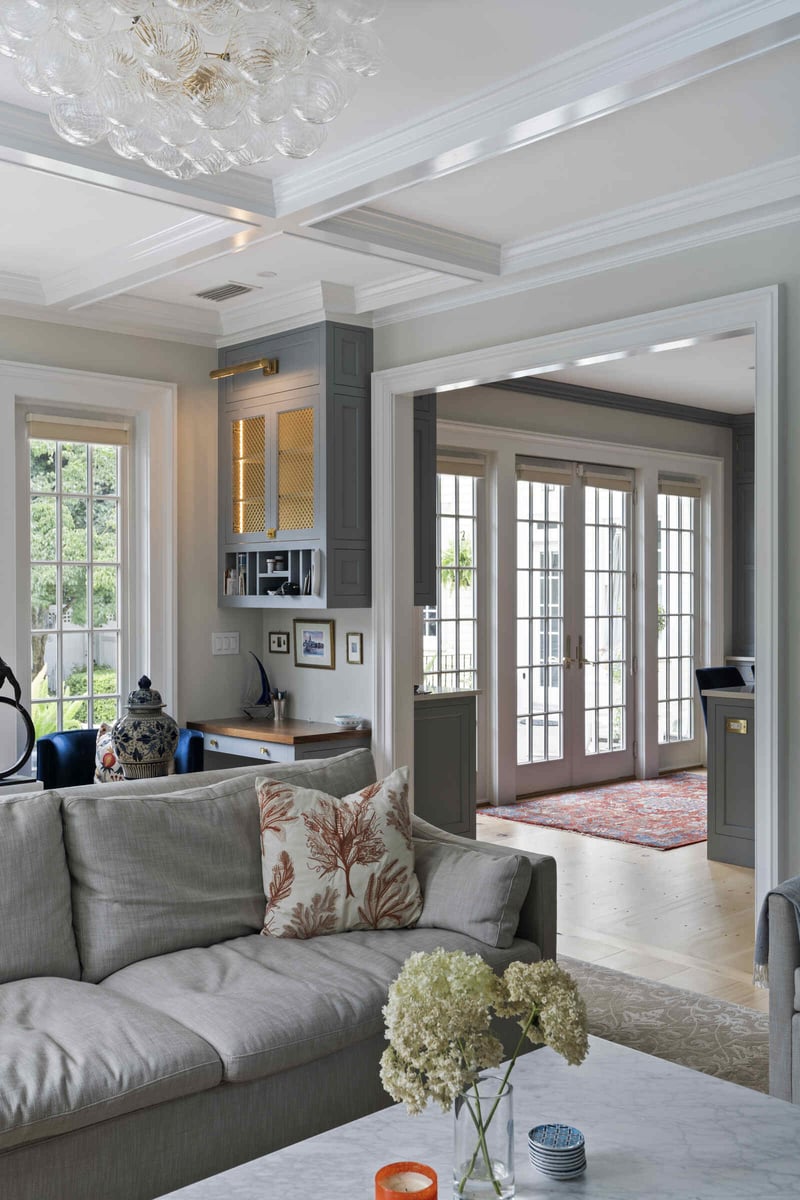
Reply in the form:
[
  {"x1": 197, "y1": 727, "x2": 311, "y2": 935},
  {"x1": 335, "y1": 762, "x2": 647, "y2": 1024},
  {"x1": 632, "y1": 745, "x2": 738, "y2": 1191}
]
[{"x1": 516, "y1": 459, "x2": 635, "y2": 796}]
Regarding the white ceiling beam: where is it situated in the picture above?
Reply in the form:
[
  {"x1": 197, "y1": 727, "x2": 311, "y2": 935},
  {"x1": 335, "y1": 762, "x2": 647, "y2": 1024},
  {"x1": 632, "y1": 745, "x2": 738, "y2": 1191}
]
[
  {"x1": 42, "y1": 216, "x2": 272, "y2": 309},
  {"x1": 294, "y1": 207, "x2": 500, "y2": 279},
  {"x1": 274, "y1": 1, "x2": 800, "y2": 223},
  {"x1": 0, "y1": 102, "x2": 277, "y2": 223}
]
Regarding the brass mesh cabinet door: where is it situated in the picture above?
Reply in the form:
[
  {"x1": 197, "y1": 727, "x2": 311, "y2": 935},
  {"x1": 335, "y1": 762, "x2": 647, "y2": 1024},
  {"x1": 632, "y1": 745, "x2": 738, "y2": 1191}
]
[
  {"x1": 277, "y1": 406, "x2": 314, "y2": 531},
  {"x1": 232, "y1": 415, "x2": 265, "y2": 535}
]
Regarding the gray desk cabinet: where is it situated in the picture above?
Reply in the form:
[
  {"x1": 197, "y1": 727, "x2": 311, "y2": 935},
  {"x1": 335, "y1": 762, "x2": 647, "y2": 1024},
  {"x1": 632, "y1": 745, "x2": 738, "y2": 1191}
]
[
  {"x1": 706, "y1": 694, "x2": 755, "y2": 867},
  {"x1": 414, "y1": 694, "x2": 476, "y2": 837},
  {"x1": 218, "y1": 322, "x2": 372, "y2": 608}
]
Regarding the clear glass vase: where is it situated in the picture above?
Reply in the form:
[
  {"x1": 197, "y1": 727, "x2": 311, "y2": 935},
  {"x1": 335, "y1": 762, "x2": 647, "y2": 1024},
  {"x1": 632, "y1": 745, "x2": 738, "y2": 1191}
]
[{"x1": 453, "y1": 1073, "x2": 514, "y2": 1199}]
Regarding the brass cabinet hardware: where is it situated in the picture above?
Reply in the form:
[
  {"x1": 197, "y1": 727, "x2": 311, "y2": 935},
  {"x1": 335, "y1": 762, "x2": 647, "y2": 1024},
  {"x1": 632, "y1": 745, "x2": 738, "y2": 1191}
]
[
  {"x1": 210, "y1": 357, "x2": 279, "y2": 381},
  {"x1": 259, "y1": 746, "x2": 270, "y2": 756},
  {"x1": 726, "y1": 718, "x2": 748, "y2": 735},
  {"x1": 209, "y1": 737, "x2": 219, "y2": 748}
]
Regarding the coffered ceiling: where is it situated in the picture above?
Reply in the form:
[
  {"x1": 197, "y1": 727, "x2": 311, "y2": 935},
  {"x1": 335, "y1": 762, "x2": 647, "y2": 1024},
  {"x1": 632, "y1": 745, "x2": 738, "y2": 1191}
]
[{"x1": 0, "y1": 0, "x2": 796, "y2": 383}]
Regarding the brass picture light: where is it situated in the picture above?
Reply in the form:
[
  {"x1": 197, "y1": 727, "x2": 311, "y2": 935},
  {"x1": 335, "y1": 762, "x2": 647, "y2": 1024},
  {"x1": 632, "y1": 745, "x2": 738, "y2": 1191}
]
[{"x1": 210, "y1": 358, "x2": 279, "y2": 381}]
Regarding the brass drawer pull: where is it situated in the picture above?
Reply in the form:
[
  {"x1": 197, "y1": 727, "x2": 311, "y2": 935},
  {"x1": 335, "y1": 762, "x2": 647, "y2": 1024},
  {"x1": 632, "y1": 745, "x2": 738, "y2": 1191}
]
[
  {"x1": 259, "y1": 746, "x2": 270, "y2": 757},
  {"x1": 726, "y1": 718, "x2": 748, "y2": 735},
  {"x1": 209, "y1": 737, "x2": 219, "y2": 748}
]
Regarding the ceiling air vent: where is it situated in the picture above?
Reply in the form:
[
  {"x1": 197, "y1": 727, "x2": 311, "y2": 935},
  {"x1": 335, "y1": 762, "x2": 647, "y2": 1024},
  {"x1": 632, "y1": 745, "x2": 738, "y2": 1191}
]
[{"x1": 195, "y1": 281, "x2": 258, "y2": 303}]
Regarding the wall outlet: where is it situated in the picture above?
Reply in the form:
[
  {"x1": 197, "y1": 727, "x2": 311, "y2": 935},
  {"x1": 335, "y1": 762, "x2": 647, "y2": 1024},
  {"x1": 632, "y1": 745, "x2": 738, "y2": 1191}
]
[{"x1": 212, "y1": 632, "x2": 240, "y2": 656}]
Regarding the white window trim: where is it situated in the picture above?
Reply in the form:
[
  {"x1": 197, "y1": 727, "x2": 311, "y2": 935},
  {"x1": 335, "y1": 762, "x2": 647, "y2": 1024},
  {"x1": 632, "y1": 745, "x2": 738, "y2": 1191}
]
[
  {"x1": 0, "y1": 360, "x2": 177, "y2": 767},
  {"x1": 371, "y1": 285, "x2": 781, "y2": 918}
]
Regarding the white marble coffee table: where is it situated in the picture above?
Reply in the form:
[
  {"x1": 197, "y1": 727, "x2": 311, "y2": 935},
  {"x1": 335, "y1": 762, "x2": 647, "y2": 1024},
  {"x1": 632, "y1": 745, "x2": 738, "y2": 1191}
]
[{"x1": 158, "y1": 1037, "x2": 800, "y2": 1199}]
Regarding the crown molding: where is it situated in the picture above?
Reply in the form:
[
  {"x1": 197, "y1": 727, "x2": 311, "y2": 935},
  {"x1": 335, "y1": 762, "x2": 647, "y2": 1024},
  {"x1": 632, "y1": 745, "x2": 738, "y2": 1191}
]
[
  {"x1": 216, "y1": 281, "x2": 370, "y2": 346},
  {"x1": 302, "y1": 208, "x2": 500, "y2": 279},
  {"x1": 0, "y1": 271, "x2": 45, "y2": 306},
  {"x1": 275, "y1": 0, "x2": 800, "y2": 222},
  {"x1": 0, "y1": 102, "x2": 277, "y2": 222},
  {"x1": 373, "y1": 157, "x2": 800, "y2": 327},
  {"x1": 0, "y1": 289, "x2": 220, "y2": 346}
]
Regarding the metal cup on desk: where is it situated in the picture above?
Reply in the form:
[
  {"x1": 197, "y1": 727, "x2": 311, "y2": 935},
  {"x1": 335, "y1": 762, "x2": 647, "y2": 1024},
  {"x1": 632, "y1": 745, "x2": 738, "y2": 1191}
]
[{"x1": 272, "y1": 691, "x2": 288, "y2": 721}]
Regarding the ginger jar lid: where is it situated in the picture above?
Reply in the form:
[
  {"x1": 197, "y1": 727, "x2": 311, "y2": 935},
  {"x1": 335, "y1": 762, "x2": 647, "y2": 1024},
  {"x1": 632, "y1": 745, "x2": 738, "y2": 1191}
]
[{"x1": 126, "y1": 675, "x2": 165, "y2": 710}]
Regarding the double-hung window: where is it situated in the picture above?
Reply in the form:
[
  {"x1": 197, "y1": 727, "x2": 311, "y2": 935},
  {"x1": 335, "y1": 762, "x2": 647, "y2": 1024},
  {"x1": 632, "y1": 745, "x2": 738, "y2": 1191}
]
[{"x1": 26, "y1": 415, "x2": 129, "y2": 738}]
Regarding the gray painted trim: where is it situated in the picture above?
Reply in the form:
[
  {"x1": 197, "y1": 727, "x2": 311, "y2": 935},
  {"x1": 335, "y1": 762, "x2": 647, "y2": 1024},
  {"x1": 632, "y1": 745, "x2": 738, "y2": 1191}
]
[{"x1": 489, "y1": 377, "x2": 751, "y2": 428}]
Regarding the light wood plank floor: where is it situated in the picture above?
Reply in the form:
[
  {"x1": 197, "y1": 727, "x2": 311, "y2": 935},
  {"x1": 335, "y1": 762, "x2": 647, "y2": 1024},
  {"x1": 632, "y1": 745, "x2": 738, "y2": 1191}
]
[{"x1": 476, "y1": 809, "x2": 767, "y2": 1012}]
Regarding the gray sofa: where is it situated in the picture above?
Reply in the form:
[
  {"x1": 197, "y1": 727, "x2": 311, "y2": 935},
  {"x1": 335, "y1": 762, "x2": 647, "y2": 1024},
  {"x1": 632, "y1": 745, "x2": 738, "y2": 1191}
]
[
  {"x1": 0, "y1": 749, "x2": 556, "y2": 1200},
  {"x1": 768, "y1": 894, "x2": 800, "y2": 1101}
]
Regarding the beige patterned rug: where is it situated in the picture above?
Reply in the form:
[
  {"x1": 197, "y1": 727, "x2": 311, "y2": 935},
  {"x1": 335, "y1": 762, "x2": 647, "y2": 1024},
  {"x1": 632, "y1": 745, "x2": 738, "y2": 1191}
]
[{"x1": 561, "y1": 955, "x2": 769, "y2": 1094}]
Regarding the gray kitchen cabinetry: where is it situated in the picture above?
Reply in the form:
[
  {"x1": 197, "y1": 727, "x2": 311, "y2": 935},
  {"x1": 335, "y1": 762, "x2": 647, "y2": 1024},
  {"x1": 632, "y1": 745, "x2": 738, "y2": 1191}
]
[
  {"x1": 414, "y1": 694, "x2": 476, "y2": 837},
  {"x1": 218, "y1": 322, "x2": 372, "y2": 608},
  {"x1": 706, "y1": 693, "x2": 754, "y2": 867},
  {"x1": 414, "y1": 393, "x2": 437, "y2": 608}
]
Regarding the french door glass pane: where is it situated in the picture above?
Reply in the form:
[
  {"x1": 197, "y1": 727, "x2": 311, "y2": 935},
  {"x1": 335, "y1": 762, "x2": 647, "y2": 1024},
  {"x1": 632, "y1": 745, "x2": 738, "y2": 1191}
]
[
  {"x1": 423, "y1": 472, "x2": 478, "y2": 692},
  {"x1": 584, "y1": 485, "x2": 628, "y2": 756},
  {"x1": 657, "y1": 493, "x2": 696, "y2": 743},
  {"x1": 516, "y1": 481, "x2": 564, "y2": 765}
]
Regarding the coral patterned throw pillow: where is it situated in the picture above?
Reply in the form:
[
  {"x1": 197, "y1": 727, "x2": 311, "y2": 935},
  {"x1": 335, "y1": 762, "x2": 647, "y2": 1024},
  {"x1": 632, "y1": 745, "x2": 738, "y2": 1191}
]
[
  {"x1": 94, "y1": 722, "x2": 125, "y2": 783},
  {"x1": 256, "y1": 766, "x2": 423, "y2": 938}
]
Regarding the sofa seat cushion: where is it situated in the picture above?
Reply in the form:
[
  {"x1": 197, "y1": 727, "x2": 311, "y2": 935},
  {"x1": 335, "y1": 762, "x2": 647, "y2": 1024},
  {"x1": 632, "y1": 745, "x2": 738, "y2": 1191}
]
[
  {"x1": 0, "y1": 978, "x2": 222, "y2": 1151},
  {"x1": 102, "y1": 929, "x2": 541, "y2": 1086}
]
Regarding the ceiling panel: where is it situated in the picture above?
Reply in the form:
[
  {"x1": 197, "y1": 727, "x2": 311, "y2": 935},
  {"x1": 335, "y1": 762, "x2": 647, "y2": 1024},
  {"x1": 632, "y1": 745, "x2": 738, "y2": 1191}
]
[
  {"x1": 0, "y1": 161, "x2": 215, "y2": 276},
  {"x1": 537, "y1": 334, "x2": 755, "y2": 413},
  {"x1": 372, "y1": 41, "x2": 800, "y2": 244},
  {"x1": 130, "y1": 232, "x2": 431, "y2": 307}
]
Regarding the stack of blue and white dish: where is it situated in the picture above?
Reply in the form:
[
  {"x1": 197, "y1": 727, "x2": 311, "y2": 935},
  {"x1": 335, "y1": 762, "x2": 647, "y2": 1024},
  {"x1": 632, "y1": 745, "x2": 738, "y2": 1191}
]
[{"x1": 528, "y1": 1123, "x2": 586, "y2": 1179}]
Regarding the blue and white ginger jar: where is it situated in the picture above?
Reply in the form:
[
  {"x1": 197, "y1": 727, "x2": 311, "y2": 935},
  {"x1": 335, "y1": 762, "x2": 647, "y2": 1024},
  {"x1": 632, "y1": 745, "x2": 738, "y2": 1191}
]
[{"x1": 111, "y1": 675, "x2": 179, "y2": 779}]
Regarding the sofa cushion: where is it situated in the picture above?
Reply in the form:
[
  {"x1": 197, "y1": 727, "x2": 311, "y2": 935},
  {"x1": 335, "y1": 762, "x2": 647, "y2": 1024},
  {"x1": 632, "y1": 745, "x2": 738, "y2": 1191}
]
[
  {"x1": 0, "y1": 792, "x2": 80, "y2": 984},
  {"x1": 0, "y1": 977, "x2": 221, "y2": 1151},
  {"x1": 62, "y1": 751, "x2": 379, "y2": 984},
  {"x1": 257, "y1": 766, "x2": 422, "y2": 938},
  {"x1": 101, "y1": 929, "x2": 541, "y2": 1085},
  {"x1": 414, "y1": 841, "x2": 532, "y2": 948}
]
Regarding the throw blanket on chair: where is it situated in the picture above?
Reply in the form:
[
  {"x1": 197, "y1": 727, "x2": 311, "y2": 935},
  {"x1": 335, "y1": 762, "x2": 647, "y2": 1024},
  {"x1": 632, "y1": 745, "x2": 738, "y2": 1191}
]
[{"x1": 754, "y1": 875, "x2": 800, "y2": 987}]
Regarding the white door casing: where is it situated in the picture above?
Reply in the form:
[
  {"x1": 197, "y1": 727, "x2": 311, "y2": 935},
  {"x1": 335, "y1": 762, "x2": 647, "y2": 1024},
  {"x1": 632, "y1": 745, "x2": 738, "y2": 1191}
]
[{"x1": 371, "y1": 285, "x2": 782, "y2": 917}]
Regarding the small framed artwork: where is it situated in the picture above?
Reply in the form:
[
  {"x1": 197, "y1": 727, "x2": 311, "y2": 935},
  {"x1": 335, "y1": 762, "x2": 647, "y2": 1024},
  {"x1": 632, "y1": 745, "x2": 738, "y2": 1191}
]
[
  {"x1": 294, "y1": 619, "x2": 335, "y2": 669},
  {"x1": 346, "y1": 632, "x2": 364, "y2": 665},
  {"x1": 268, "y1": 631, "x2": 290, "y2": 654}
]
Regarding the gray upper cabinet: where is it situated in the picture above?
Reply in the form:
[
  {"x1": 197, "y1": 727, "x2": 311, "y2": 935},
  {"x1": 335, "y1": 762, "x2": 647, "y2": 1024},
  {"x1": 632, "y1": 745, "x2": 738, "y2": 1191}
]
[
  {"x1": 414, "y1": 393, "x2": 437, "y2": 608},
  {"x1": 218, "y1": 321, "x2": 372, "y2": 609}
]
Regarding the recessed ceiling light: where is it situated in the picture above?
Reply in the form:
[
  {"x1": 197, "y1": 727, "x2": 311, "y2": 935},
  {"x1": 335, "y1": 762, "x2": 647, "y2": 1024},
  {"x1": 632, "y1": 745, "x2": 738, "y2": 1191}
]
[{"x1": 257, "y1": 271, "x2": 278, "y2": 279}]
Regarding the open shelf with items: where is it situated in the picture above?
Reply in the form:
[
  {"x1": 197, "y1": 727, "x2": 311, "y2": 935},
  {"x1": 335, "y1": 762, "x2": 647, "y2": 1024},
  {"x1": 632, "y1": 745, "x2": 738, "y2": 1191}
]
[
  {"x1": 217, "y1": 321, "x2": 373, "y2": 609},
  {"x1": 221, "y1": 547, "x2": 321, "y2": 608}
]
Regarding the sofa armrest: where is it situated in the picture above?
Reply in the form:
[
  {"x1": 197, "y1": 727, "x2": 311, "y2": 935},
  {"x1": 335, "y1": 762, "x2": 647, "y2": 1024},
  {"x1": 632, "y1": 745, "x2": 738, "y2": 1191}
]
[
  {"x1": 769, "y1": 893, "x2": 800, "y2": 1101},
  {"x1": 411, "y1": 814, "x2": 557, "y2": 961}
]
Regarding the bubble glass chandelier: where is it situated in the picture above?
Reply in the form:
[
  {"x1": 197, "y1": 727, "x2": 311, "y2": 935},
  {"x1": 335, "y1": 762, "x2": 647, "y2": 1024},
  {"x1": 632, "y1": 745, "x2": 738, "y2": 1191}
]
[{"x1": 0, "y1": 0, "x2": 384, "y2": 178}]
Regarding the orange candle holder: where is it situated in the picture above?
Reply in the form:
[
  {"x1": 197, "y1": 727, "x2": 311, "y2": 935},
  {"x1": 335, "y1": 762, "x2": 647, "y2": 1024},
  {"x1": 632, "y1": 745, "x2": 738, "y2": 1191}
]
[{"x1": 375, "y1": 1161, "x2": 438, "y2": 1199}]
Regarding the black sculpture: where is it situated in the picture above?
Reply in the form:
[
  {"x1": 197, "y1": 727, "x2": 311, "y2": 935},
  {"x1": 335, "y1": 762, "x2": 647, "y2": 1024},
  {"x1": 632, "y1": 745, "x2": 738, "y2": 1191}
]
[{"x1": 0, "y1": 655, "x2": 35, "y2": 780}]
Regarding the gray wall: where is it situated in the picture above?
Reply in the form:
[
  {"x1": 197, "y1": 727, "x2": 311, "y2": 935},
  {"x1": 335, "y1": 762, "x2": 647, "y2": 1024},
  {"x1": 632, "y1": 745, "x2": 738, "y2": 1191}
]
[
  {"x1": 0, "y1": 314, "x2": 262, "y2": 724},
  {"x1": 374, "y1": 221, "x2": 799, "y2": 874}
]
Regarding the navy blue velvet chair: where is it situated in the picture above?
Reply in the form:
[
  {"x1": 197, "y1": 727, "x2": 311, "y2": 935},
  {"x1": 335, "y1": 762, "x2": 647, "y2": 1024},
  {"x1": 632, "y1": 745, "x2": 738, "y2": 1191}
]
[
  {"x1": 36, "y1": 727, "x2": 204, "y2": 790},
  {"x1": 695, "y1": 666, "x2": 745, "y2": 730}
]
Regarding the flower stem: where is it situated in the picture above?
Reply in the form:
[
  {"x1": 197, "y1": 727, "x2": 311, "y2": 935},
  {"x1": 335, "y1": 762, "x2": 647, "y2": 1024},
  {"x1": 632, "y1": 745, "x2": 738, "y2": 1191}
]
[{"x1": 457, "y1": 1087, "x2": 502, "y2": 1198}]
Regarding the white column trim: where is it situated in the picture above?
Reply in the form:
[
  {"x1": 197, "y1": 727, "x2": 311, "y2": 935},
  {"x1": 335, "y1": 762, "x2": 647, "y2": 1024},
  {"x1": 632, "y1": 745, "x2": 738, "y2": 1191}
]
[
  {"x1": 0, "y1": 360, "x2": 177, "y2": 755},
  {"x1": 372, "y1": 285, "x2": 781, "y2": 913}
]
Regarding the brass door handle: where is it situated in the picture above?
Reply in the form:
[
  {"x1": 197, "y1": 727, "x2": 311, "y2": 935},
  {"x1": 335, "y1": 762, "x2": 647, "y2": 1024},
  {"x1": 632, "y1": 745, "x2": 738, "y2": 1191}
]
[
  {"x1": 577, "y1": 635, "x2": 595, "y2": 669},
  {"x1": 563, "y1": 633, "x2": 574, "y2": 669}
]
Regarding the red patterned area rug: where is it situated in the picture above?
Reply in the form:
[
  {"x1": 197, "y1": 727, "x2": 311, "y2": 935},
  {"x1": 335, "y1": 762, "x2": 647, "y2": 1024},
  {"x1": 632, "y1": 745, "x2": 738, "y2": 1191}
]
[{"x1": 483, "y1": 771, "x2": 707, "y2": 850}]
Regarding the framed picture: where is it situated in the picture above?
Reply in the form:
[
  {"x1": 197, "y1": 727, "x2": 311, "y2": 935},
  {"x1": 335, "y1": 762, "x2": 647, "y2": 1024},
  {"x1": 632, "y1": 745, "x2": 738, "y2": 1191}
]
[
  {"x1": 346, "y1": 632, "x2": 364, "y2": 665},
  {"x1": 293, "y1": 619, "x2": 335, "y2": 669},
  {"x1": 268, "y1": 631, "x2": 290, "y2": 654}
]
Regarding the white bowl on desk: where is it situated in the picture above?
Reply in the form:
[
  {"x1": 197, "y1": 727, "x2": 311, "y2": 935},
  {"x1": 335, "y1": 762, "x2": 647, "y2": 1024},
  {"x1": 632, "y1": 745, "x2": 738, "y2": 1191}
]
[{"x1": 333, "y1": 715, "x2": 360, "y2": 730}]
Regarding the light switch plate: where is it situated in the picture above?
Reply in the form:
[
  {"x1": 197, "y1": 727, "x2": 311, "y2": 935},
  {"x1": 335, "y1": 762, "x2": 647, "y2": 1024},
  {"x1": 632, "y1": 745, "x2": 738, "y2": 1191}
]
[{"x1": 212, "y1": 632, "x2": 240, "y2": 656}]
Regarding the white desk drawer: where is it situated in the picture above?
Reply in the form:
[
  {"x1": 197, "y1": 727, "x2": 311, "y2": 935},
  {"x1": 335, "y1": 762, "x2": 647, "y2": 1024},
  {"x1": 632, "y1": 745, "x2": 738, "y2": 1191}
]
[{"x1": 201, "y1": 732, "x2": 296, "y2": 763}]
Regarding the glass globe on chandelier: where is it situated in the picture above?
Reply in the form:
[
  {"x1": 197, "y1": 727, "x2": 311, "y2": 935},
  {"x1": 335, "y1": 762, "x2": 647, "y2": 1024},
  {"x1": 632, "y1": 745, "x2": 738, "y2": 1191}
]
[{"x1": 0, "y1": 0, "x2": 384, "y2": 178}]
